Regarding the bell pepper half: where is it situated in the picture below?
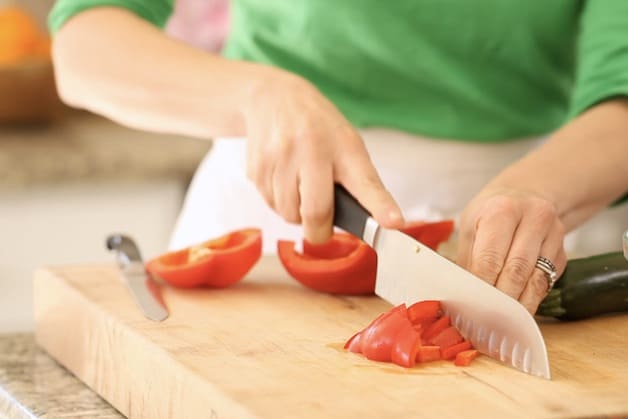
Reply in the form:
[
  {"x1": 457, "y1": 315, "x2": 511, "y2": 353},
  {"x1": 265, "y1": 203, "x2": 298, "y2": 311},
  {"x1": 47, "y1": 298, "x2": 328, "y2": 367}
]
[
  {"x1": 277, "y1": 232, "x2": 377, "y2": 295},
  {"x1": 277, "y1": 220, "x2": 454, "y2": 295},
  {"x1": 146, "y1": 228, "x2": 262, "y2": 288},
  {"x1": 401, "y1": 220, "x2": 455, "y2": 251}
]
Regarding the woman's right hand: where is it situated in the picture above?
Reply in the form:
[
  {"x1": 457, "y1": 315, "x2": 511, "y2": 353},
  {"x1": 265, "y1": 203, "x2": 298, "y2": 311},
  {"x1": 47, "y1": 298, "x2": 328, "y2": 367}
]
[
  {"x1": 51, "y1": 8, "x2": 402, "y2": 243},
  {"x1": 243, "y1": 71, "x2": 404, "y2": 244}
]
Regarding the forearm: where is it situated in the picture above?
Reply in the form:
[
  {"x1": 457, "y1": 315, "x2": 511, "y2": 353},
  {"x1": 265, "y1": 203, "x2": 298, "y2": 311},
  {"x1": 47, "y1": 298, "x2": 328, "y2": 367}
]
[
  {"x1": 53, "y1": 7, "x2": 273, "y2": 139},
  {"x1": 489, "y1": 99, "x2": 628, "y2": 231}
]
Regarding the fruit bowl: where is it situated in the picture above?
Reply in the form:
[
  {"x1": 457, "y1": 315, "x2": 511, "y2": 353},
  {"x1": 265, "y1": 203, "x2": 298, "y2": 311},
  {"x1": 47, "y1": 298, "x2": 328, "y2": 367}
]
[
  {"x1": 0, "y1": 58, "x2": 64, "y2": 124},
  {"x1": 0, "y1": 4, "x2": 65, "y2": 124}
]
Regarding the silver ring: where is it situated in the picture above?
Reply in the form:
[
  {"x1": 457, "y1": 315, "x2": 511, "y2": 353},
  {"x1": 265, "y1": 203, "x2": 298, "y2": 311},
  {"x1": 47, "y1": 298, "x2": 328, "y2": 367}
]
[{"x1": 535, "y1": 256, "x2": 558, "y2": 291}]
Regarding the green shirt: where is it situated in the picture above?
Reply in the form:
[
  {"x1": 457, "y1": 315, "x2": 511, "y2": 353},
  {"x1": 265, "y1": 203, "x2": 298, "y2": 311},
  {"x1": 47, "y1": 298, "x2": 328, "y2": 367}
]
[{"x1": 49, "y1": 0, "x2": 628, "y2": 142}]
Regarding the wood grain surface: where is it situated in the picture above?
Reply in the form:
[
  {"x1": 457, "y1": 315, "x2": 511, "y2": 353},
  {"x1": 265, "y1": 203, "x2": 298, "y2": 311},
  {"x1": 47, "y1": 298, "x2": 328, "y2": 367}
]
[{"x1": 34, "y1": 257, "x2": 628, "y2": 419}]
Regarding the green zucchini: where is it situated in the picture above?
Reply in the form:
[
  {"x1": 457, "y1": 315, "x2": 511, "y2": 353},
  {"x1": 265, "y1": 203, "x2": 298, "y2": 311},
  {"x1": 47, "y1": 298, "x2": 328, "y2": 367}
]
[{"x1": 536, "y1": 251, "x2": 628, "y2": 321}]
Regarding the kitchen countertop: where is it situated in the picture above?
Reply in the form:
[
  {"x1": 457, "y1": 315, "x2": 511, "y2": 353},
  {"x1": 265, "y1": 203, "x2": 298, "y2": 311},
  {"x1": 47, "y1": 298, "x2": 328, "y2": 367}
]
[
  {"x1": 0, "y1": 110, "x2": 211, "y2": 189},
  {"x1": 0, "y1": 333, "x2": 121, "y2": 418}
]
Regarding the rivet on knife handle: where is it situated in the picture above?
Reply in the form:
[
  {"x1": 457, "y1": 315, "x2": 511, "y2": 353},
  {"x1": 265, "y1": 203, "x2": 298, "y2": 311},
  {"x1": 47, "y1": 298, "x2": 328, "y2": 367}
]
[{"x1": 106, "y1": 234, "x2": 169, "y2": 322}]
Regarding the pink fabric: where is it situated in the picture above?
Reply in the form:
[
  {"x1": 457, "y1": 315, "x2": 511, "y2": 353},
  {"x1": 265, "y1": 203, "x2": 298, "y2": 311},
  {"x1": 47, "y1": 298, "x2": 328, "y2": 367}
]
[{"x1": 165, "y1": 0, "x2": 230, "y2": 52}]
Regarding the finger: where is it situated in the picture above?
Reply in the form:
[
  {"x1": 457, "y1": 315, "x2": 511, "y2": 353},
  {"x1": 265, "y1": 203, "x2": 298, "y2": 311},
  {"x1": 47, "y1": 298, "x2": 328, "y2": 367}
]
[
  {"x1": 334, "y1": 140, "x2": 404, "y2": 229},
  {"x1": 261, "y1": 164, "x2": 276, "y2": 210},
  {"x1": 519, "y1": 221, "x2": 566, "y2": 313},
  {"x1": 272, "y1": 149, "x2": 301, "y2": 225},
  {"x1": 246, "y1": 137, "x2": 275, "y2": 209},
  {"x1": 468, "y1": 206, "x2": 520, "y2": 285},
  {"x1": 494, "y1": 214, "x2": 550, "y2": 300},
  {"x1": 299, "y1": 163, "x2": 334, "y2": 244},
  {"x1": 456, "y1": 214, "x2": 475, "y2": 269},
  {"x1": 273, "y1": 170, "x2": 301, "y2": 224}
]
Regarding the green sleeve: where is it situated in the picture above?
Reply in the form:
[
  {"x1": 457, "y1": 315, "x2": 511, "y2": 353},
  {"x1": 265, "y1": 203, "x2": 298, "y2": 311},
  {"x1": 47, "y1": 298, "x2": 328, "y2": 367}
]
[
  {"x1": 48, "y1": 0, "x2": 173, "y2": 34},
  {"x1": 569, "y1": 0, "x2": 628, "y2": 206},
  {"x1": 568, "y1": 0, "x2": 628, "y2": 118}
]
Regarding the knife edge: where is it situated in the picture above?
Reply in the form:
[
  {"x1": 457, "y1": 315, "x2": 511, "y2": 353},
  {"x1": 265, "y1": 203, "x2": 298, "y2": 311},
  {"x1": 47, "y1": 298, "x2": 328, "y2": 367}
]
[{"x1": 331, "y1": 185, "x2": 550, "y2": 379}]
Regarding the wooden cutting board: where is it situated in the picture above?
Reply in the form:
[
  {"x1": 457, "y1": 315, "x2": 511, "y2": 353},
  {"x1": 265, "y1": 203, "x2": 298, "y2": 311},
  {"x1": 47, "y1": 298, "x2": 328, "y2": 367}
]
[{"x1": 34, "y1": 257, "x2": 628, "y2": 419}]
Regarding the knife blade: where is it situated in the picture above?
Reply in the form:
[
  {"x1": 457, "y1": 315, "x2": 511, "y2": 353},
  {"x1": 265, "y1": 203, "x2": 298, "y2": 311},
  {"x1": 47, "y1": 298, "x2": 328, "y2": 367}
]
[
  {"x1": 106, "y1": 234, "x2": 169, "y2": 322},
  {"x1": 333, "y1": 185, "x2": 550, "y2": 378}
]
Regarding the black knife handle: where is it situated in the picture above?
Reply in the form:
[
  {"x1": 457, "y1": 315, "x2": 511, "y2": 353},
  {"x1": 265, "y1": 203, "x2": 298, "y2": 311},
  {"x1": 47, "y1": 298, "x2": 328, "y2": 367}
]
[{"x1": 333, "y1": 184, "x2": 371, "y2": 239}]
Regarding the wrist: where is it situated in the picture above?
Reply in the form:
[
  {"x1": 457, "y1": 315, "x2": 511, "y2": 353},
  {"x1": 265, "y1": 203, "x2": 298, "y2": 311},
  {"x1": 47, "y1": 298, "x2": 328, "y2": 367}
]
[{"x1": 239, "y1": 65, "x2": 313, "y2": 127}]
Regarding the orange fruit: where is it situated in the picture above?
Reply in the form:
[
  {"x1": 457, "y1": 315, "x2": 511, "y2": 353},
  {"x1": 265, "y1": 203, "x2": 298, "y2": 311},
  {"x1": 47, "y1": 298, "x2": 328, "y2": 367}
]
[{"x1": 0, "y1": 5, "x2": 51, "y2": 66}]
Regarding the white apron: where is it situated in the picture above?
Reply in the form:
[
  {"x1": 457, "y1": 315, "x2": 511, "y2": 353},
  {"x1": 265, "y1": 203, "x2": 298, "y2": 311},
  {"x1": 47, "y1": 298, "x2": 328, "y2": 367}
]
[{"x1": 169, "y1": 129, "x2": 627, "y2": 257}]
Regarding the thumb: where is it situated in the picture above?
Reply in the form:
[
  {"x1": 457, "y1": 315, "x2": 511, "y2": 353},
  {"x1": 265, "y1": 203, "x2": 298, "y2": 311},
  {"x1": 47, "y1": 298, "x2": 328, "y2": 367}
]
[{"x1": 335, "y1": 150, "x2": 404, "y2": 229}]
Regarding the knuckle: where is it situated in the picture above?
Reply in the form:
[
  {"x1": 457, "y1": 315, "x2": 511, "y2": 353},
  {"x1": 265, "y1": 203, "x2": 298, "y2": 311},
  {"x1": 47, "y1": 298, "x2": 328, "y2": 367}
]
[
  {"x1": 474, "y1": 249, "x2": 504, "y2": 278},
  {"x1": 301, "y1": 204, "x2": 333, "y2": 227},
  {"x1": 554, "y1": 219, "x2": 566, "y2": 238},
  {"x1": 486, "y1": 195, "x2": 518, "y2": 216},
  {"x1": 245, "y1": 161, "x2": 258, "y2": 182},
  {"x1": 280, "y1": 206, "x2": 301, "y2": 224},
  {"x1": 246, "y1": 160, "x2": 266, "y2": 184},
  {"x1": 530, "y1": 272, "x2": 550, "y2": 299},
  {"x1": 260, "y1": 191, "x2": 275, "y2": 209},
  {"x1": 531, "y1": 199, "x2": 557, "y2": 224},
  {"x1": 274, "y1": 136, "x2": 295, "y2": 159},
  {"x1": 523, "y1": 302, "x2": 538, "y2": 316},
  {"x1": 503, "y1": 256, "x2": 532, "y2": 286},
  {"x1": 295, "y1": 121, "x2": 318, "y2": 142},
  {"x1": 554, "y1": 249, "x2": 567, "y2": 276},
  {"x1": 245, "y1": 166, "x2": 255, "y2": 182}
]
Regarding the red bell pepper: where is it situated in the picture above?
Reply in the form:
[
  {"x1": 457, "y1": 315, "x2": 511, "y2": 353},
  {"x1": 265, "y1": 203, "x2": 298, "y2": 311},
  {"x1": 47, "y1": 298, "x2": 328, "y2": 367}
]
[
  {"x1": 278, "y1": 220, "x2": 454, "y2": 295},
  {"x1": 345, "y1": 300, "x2": 481, "y2": 369},
  {"x1": 416, "y1": 346, "x2": 441, "y2": 363},
  {"x1": 146, "y1": 228, "x2": 262, "y2": 288},
  {"x1": 391, "y1": 322, "x2": 422, "y2": 368},
  {"x1": 344, "y1": 331, "x2": 362, "y2": 353},
  {"x1": 422, "y1": 315, "x2": 451, "y2": 343},
  {"x1": 407, "y1": 300, "x2": 442, "y2": 324},
  {"x1": 360, "y1": 305, "x2": 409, "y2": 362},
  {"x1": 454, "y1": 349, "x2": 480, "y2": 367},
  {"x1": 428, "y1": 326, "x2": 464, "y2": 348},
  {"x1": 441, "y1": 340, "x2": 472, "y2": 360},
  {"x1": 401, "y1": 220, "x2": 454, "y2": 250},
  {"x1": 277, "y1": 233, "x2": 377, "y2": 295}
]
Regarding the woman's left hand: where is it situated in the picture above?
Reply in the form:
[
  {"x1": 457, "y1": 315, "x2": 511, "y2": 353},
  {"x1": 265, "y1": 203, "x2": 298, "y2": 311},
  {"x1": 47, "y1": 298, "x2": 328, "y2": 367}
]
[{"x1": 456, "y1": 186, "x2": 567, "y2": 314}]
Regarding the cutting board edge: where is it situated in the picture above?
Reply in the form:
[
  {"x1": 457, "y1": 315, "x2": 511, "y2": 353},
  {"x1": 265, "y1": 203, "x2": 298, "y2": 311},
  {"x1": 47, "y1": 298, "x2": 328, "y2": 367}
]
[
  {"x1": 33, "y1": 266, "x2": 260, "y2": 419},
  {"x1": 30, "y1": 262, "x2": 628, "y2": 419}
]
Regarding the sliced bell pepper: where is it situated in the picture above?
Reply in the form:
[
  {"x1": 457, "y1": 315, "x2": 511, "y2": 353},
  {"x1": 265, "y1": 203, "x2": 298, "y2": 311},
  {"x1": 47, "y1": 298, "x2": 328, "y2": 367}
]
[
  {"x1": 345, "y1": 301, "x2": 481, "y2": 369},
  {"x1": 277, "y1": 233, "x2": 377, "y2": 295},
  {"x1": 407, "y1": 300, "x2": 442, "y2": 324},
  {"x1": 454, "y1": 349, "x2": 480, "y2": 367},
  {"x1": 428, "y1": 326, "x2": 464, "y2": 348},
  {"x1": 146, "y1": 228, "x2": 262, "y2": 288},
  {"x1": 416, "y1": 346, "x2": 441, "y2": 363},
  {"x1": 360, "y1": 305, "x2": 409, "y2": 362},
  {"x1": 422, "y1": 315, "x2": 451, "y2": 343},
  {"x1": 391, "y1": 322, "x2": 422, "y2": 368},
  {"x1": 441, "y1": 340, "x2": 472, "y2": 360},
  {"x1": 344, "y1": 331, "x2": 363, "y2": 353}
]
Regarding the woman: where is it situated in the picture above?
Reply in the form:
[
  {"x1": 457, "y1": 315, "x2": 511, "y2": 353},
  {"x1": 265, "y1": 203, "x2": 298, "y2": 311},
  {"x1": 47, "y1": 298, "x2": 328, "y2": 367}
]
[{"x1": 48, "y1": 1, "x2": 628, "y2": 314}]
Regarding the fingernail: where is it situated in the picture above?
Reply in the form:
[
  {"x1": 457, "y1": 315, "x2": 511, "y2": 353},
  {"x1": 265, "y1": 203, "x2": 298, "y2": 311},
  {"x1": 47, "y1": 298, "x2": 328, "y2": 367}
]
[{"x1": 387, "y1": 208, "x2": 405, "y2": 226}]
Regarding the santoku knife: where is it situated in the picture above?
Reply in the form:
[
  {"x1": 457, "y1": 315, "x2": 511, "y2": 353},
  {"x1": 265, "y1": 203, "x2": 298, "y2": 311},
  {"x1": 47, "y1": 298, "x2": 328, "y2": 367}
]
[
  {"x1": 106, "y1": 234, "x2": 169, "y2": 322},
  {"x1": 333, "y1": 185, "x2": 550, "y2": 379}
]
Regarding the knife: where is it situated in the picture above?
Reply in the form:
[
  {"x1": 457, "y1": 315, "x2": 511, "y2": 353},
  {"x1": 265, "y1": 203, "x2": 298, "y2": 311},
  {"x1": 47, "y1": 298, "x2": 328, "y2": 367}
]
[
  {"x1": 333, "y1": 185, "x2": 550, "y2": 378},
  {"x1": 106, "y1": 234, "x2": 169, "y2": 322}
]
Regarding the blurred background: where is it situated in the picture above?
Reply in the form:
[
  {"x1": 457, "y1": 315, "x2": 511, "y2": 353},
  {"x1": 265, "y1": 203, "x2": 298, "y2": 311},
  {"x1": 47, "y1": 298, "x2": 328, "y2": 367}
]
[{"x1": 0, "y1": 0, "x2": 221, "y2": 332}]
